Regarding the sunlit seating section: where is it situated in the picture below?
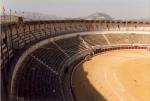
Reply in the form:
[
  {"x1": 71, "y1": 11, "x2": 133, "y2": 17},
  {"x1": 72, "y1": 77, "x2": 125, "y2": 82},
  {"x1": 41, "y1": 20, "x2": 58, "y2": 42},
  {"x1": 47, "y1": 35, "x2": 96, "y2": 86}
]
[
  {"x1": 82, "y1": 34, "x2": 108, "y2": 46},
  {"x1": 127, "y1": 34, "x2": 150, "y2": 44},
  {"x1": 106, "y1": 34, "x2": 131, "y2": 45}
]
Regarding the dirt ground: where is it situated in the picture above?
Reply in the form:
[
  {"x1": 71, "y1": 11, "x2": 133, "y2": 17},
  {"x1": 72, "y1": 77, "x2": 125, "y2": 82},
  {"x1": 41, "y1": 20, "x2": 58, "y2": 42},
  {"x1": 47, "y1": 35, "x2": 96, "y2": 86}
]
[{"x1": 72, "y1": 49, "x2": 150, "y2": 101}]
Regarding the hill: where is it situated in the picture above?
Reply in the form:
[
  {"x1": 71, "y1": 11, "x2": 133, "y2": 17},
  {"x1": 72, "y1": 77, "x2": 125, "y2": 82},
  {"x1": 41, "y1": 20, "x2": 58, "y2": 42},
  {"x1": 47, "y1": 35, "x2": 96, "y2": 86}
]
[
  {"x1": 81, "y1": 13, "x2": 112, "y2": 20},
  {"x1": 11, "y1": 11, "x2": 65, "y2": 21}
]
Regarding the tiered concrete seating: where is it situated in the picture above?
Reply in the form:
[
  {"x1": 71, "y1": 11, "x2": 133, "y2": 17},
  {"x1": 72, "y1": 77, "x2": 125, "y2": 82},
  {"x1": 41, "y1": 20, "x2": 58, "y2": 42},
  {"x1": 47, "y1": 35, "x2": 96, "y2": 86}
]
[
  {"x1": 106, "y1": 34, "x2": 131, "y2": 44},
  {"x1": 12, "y1": 29, "x2": 53, "y2": 48},
  {"x1": 106, "y1": 34, "x2": 150, "y2": 45},
  {"x1": 31, "y1": 43, "x2": 69, "y2": 72},
  {"x1": 55, "y1": 37, "x2": 88, "y2": 56},
  {"x1": 82, "y1": 34, "x2": 108, "y2": 46},
  {"x1": 11, "y1": 33, "x2": 150, "y2": 101},
  {"x1": 13, "y1": 56, "x2": 62, "y2": 101},
  {"x1": 127, "y1": 34, "x2": 150, "y2": 44}
]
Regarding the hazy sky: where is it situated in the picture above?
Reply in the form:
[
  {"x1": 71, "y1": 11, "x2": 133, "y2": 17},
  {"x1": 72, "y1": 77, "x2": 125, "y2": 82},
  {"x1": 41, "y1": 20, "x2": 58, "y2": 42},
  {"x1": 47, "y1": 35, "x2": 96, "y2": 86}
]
[{"x1": 2, "y1": 0, "x2": 150, "y2": 19}]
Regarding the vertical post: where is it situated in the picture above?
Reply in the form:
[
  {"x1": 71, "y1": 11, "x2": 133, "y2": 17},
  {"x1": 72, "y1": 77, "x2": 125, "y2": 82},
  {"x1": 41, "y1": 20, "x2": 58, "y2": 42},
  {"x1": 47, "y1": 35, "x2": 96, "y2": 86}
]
[
  {"x1": 9, "y1": 9, "x2": 11, "y2": 22},
  {"x1": 9, "y1": 25, "x2": 14, "y2": 50},
  {"x1": 3, "y1": 6, "x2": 6, "y2": 24},
  {"x1": 50, "y1": 23, "x2": 52, "y2": 35},
  {"x1": 23, "y1": 24, "x2": 27, "y2": 46},
  {"x1": 22, "y1": 11, "x2": 24, "y2": 21},
  {"x1": 39, "y1": 16, "x2": 41, "y2": 29},
  {"x1": 1, "y1": 31, "x2": 4, "y2": 69},
  {"x1": 80, "y1": 22, "x2": 83, "y2": 32},
  {"x1": 47, "y1": 22, "x2": 50, "y2": 34},
  {"x1": 38, "y1": 17, "x2": 41, "y2": 38},
  {"x1": 126, "y1": 20, "x2": 128, "y2": 31},
  {"x1": 54, "y1": 23, "x2": 56, "y2": 36},
  {"x1": 39, "y1": 15, "x2": 40, "y2": 21},
  {"x1": 86, "y1": 21, "x2": 89, "y2": 31},
  {"x1": 69, "y1": 22, "x2": 71, "y2": 33},
  {"x1": 28, "y1": 24, "x2": 32, "y2": 44},
  {"x1": 16, "y1": 26, "x2": 20, "y2": 48},
  {"x1": 4, "y1": 24, "x2": 11, "y2": 71},
  {"x1": 105, "y1": 20, "x2": 107, "y2": 31},
  {"x1": 70, "y1": 22, "x2": 72, "y2": 33},
  {"x1": 60, "y1": 22, "x2": 62, "y2": 34},
  {"x1": 44, "y1": 22, "x2": 47, "y2": 36},
  {"x1": 63, "y1": 22, "x2": 66, "y2": 33}
]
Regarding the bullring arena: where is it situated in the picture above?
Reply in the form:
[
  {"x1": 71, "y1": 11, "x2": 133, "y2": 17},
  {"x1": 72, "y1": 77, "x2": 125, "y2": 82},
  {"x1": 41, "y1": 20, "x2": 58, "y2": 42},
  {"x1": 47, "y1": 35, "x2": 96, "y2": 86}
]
[
  {"x1": 72, "y1": 49, "x2": 150, "y2": 101},
  {"x1": 1, "y1": 20, "x2": 150, "y2": 101}
]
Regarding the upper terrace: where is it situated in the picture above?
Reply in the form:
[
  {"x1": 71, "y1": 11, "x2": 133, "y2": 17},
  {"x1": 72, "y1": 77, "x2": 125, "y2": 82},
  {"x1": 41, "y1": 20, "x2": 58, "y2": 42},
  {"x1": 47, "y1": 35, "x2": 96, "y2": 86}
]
[{"x1": 1, "y1": 20, "x2": 150, "y2": 69}]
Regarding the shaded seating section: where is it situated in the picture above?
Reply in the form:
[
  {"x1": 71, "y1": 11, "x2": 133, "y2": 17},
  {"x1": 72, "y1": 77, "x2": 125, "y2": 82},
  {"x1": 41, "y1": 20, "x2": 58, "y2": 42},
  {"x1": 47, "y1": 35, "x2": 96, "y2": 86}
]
[
  {"x1": 31, "y1": 43, "x2": 69, "y2": 72},
  {"x1": 13, "y1": 56, "x2": 63, "y2": 101},
  {"x1": 55, "y1": 37, "x2": 88, "y2": 56},
  {"x1": 12, "y1": 37, "x2": 90, "y2": 101},
  {"x1": 12, "y1": 26, "x2": 81, "y2": 49},
  {"x1": 12, "y1": 29, "x2": 52, "y2": 48},
  {"x1": 11, "y1": 24, "x2": 87, "y2": 49},
  {"x1": 12, "y1": 31, "x2": 36, "y2": 48},
  {"x1": 82, "y1": 34, "x2": 108, "y2": 46},
  {"x1": 30, "y1": 29, "x2": 55, "y2": 38},
  {"x1": 1, "y1": 39, "x2": 13, "y2": 67}
]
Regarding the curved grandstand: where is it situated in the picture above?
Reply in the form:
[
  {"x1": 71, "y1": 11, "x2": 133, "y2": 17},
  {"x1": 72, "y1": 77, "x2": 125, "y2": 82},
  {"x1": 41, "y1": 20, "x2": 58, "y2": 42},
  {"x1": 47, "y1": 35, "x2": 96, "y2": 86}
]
[{"x1": 1, "y1": 20, "x2": 150, "y2": 101}]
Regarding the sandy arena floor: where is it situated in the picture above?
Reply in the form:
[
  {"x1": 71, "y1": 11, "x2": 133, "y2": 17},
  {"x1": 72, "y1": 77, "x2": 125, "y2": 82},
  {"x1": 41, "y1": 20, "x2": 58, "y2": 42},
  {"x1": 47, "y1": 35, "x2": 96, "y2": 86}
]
[{"x1": 72, "y1": 49, "x2": 150, "y2": 101}]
